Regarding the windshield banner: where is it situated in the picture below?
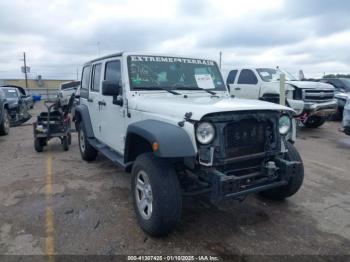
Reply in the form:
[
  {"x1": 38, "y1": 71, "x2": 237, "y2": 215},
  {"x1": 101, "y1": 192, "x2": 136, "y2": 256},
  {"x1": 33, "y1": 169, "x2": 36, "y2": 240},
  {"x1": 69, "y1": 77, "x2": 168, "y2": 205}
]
[{"x1": 130, "y1": 56, "x2": 215, "y2": 66}]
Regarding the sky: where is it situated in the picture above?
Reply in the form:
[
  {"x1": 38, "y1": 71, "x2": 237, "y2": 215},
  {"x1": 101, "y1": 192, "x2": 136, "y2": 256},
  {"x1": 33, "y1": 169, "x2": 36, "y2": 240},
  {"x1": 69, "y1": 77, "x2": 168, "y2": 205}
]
[{"x1": 0, "y1": 0, "x2": 349, "y2": 80}]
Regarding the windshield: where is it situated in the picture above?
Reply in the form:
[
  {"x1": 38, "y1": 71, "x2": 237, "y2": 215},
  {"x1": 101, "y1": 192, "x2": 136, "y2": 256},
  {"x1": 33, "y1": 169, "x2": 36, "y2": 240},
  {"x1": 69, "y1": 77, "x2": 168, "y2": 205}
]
[
  {"x1": 127, "y1": 55, "x2": 226, "y2": 91},
  {"x1": 256, "y1": 68, "x2": 297, "y2": 82},
  {"x1": 61, "y1": 81, "x2": 80, "y2": 90},
  {"x1": 3, "y1": 88, "x2": 18, "y2": 98},
  {"x1": 340, "y1": 79, "x2": 350, "y2": 91}
]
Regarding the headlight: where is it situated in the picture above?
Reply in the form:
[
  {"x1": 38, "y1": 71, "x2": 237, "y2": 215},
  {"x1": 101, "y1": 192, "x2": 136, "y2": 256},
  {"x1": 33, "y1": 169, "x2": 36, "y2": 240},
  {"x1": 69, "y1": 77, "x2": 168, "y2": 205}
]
[
  {"x1": 279, "y1": 115, "x2": 291, "y2": 135},
  {"x1": 196, "y1": 122, "x2": 215, "y2": 144}
]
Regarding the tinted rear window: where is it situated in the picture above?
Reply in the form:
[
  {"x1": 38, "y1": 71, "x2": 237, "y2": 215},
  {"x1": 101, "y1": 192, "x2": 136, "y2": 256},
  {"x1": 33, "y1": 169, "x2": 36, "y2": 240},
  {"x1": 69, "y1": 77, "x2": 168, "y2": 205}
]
[
  {"x1": 238, "y1": 69, "x2": 258, "y2": 84},
  {"x1": 227, "y1": 70, "x2": 238, "y2": 84}
]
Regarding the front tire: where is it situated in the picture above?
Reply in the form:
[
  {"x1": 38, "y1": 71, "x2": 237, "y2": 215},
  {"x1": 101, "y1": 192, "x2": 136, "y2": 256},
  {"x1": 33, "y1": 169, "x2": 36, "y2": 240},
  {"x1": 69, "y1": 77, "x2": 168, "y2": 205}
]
[
  {"x1": 34, "y1": 138, "x2": 45, "y2": 152},
  {"x1": 304, "y1": 116, "x2": 327, "y2": 128},
  {"x1": 78, "y1": 123, "x2": 97, "y2": 161},
  {"x1": 260, "y1": 141, "x2": 304, "y2": 200},
  {"x1": 131, "y1": 153, "x2": 182, "y2": 237},
  {"x1": 329, "y1": 107, "x2": 342, "y2": 121},
  {"x1": 62, "y1": 136, "x2": 69, "y2": 151},
  {"x1": 0, "y1": 110, "x2": 10, "y2": 136}
]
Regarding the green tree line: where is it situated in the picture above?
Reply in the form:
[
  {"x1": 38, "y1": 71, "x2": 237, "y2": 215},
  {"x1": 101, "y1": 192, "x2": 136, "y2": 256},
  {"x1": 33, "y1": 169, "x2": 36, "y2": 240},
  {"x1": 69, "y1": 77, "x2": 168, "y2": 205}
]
[{"x1": 323, "y1": 74, "x2": 350, "y2": 78}]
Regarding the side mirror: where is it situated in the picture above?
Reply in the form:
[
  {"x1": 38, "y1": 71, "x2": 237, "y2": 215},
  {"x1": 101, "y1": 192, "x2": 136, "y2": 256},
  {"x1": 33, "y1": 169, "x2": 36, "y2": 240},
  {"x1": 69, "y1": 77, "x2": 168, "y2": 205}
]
[{"x1": 102, "y1": 80, "x2": 121, "y2": 96}]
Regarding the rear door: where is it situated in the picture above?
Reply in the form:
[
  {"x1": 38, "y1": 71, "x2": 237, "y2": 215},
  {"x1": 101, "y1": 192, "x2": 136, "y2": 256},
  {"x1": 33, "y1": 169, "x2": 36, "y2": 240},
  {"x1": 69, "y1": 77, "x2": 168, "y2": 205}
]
[
  {"x1": 88, "y1": 63, "x2": 103, "y2": 141},
  {"x1": 226, "y1": 69, "x2": 238, "y2": 94},
  {"x1": 231, "y1": 69, "x2": 261, "y2": 99},
  {"x1": 80, "y1": 65, "x2": 101, "y2": 137}
]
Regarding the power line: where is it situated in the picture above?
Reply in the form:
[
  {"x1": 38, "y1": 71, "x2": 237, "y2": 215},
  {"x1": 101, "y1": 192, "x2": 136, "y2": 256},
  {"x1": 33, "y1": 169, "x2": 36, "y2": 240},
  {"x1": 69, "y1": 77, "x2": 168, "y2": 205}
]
[{"x1": 23, "y1": 52, "x2": 28, "y2": 89}]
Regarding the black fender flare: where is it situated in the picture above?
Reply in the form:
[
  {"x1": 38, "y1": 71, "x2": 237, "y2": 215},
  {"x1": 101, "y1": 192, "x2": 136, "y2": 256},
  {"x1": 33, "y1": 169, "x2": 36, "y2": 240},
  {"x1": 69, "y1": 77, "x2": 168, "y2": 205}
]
[
  {"x1": 74, "y1": 104, "x2": 94, "y2": 138},
  {"x1": 125, "y1": 120, "x2": 196, "y2": 159}
]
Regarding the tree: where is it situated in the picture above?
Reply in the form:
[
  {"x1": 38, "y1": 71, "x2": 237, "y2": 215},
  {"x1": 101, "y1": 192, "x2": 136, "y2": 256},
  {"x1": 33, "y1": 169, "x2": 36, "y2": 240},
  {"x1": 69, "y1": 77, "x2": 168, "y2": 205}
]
[{"x1": 323, "y1": 74, "x2": 350, "y2": 79}]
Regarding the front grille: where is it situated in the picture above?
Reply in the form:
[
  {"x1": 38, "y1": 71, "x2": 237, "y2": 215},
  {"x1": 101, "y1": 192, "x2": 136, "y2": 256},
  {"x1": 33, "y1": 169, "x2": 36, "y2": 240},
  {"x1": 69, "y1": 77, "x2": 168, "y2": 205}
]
[
  {"x1": 199, "y1": 111, "x2": 280, "y2": 165},
  {"x1": 224, "y1": 118, "x2": 271, "y2": 158},
  {"x1": 303, "y1": 89, "x2": 334, "y2": 102}
]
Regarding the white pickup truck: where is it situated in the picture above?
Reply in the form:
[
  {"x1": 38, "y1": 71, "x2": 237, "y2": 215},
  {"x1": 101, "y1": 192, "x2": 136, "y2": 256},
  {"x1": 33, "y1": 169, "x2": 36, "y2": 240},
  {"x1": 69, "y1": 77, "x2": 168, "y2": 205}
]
[
  {"x1": 57, "y1": 81, "x2": 80, "y2": 107},
  {"x1": 226, "y1": 68, "x2": 338, "y2": 128}
]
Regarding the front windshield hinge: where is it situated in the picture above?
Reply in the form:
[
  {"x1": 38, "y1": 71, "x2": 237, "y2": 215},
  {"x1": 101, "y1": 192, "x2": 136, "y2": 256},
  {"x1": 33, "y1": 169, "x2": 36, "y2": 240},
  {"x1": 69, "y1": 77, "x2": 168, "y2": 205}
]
[
  {"x1": 185, "y1": 112, "x2": 192, "y2": 121},
  {"x1": 178, "y1": 112, "x2": 195, "y2": 127}
]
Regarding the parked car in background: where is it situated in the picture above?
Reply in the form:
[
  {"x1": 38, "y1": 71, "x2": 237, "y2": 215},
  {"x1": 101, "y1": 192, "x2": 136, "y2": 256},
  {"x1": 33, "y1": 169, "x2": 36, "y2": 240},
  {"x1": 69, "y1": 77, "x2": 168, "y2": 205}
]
[
  {"x1": 0, "y1": 86, "x2": 31, "y2": 126},
  {"x1": 227, "y1": 67, "x2": 337, "y2": 128},
  {"x1": 71, "y1": 85, "x2": 81, "y2": 128},
  {"x1": 341, "y1": 98, "x2": 350, "y2": 136},
  {"x1": 1, "y1": 85, "x2": 34, "y2": 109},
  {"x1": 57, "y1": 81, "x2": 80, "y2": 108},
  {"x1": 0, "y1": 88, "x2": 10, "y2": 135},
  {"x1": 319, "y1": 78, "x2": 350, "y2": 120}
]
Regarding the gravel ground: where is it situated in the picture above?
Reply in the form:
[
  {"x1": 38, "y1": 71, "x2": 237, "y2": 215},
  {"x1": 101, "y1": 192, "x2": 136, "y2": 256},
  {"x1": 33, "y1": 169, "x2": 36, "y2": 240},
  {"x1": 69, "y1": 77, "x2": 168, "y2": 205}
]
[{"x1": 0, "y1": 102, "x2": 349, "y2": 261}]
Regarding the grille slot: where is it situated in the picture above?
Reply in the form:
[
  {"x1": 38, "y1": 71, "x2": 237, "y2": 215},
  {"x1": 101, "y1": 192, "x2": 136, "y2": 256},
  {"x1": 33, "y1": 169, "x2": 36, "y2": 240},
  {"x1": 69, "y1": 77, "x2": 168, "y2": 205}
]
[
  {"x1": 303, "y1": 89, "x2": 334, "y2": 102},
  {"x1": 224, "y1": 119, "x2": 270, "y2": 158}
]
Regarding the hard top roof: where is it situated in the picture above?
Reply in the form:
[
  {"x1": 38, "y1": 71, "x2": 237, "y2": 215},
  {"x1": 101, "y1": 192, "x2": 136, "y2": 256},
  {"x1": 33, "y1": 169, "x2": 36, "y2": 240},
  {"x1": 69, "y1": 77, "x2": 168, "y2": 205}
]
[{"x1": 83, "y1": 52, "x2": 218, "y2": 66}]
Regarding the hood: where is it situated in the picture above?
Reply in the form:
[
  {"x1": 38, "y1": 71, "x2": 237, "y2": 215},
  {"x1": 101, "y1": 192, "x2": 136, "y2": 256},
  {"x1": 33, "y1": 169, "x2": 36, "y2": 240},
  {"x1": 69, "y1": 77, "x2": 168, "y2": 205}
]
[
  {"x1": 5, "y1": 97, "x2": 18, "y2": 104},
  {"x1": 130, "y1": 93, "x2": 292, "y2": 121},
  {"x1": 286, "y1": 80, "x2": 334, "y2": 90}
]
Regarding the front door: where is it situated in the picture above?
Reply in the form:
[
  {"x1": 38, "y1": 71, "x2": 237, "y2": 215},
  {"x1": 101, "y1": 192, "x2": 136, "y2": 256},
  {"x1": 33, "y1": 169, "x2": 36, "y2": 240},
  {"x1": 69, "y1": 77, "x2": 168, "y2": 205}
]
[
  {"x1": 231, "y1": 69, "x2": 261, "y2": 99},
  {"x1": 99, "y1": 59, "x2": 125, "y2": 154}
]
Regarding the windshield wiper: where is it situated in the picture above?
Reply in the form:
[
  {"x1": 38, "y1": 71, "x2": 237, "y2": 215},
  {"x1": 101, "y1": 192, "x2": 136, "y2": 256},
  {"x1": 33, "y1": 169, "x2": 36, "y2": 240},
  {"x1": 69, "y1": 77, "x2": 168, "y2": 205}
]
[
  {"x1": 134, "y1": 86, "x2": 180, "y2": 95},
  {"x1": 175, "y1": 86, "x2": 217, "y2": 95}
]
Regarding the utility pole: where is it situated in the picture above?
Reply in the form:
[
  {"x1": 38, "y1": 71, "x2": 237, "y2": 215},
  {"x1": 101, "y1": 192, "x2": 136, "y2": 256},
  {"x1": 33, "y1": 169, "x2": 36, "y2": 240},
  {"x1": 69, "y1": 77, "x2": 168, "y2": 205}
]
[
  {"x1": 219, "y1": 51, "x2": 222, "y2": 69},
  {"x1": 279, "y1": 73, "x2": 286, "y2": 106},
  {"x1": 23, "y1": 52, "x2": 28, "y2": 89}
]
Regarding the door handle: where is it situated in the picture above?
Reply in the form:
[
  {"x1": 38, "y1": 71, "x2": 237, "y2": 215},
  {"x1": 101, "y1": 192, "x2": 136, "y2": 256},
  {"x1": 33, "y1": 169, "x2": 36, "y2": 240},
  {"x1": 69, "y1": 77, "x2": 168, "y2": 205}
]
[
  {"x1": 98, "y1": 101, "x2": 106, "y2": 106},
  {"x1": 87, "y1": 98, "x2": 93, "y2": 102},
  {"x1": 234, "y1": 87, "x2": 241, "y2": 91}
]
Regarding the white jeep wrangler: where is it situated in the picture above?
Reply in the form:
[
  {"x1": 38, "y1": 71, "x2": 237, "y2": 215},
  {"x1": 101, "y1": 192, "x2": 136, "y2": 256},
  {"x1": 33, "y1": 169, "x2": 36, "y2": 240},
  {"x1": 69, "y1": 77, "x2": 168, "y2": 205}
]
[
  {"x1": 227, "y1": 68, "x2": 338, "y2": 128},
  {"x1": 75, "y1": 53, "x2": 304, "y2": 236}
]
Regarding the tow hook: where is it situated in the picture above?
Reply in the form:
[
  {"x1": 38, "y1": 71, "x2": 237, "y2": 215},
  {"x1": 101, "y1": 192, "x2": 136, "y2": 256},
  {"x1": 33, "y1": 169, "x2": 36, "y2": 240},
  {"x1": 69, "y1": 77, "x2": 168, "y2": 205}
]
[
  {"x1": 265, "y1": 161, "x2": 278, "y2": 179},
  {"x1": 295, "y1": 112, "x2": 308, "y2": 122}
]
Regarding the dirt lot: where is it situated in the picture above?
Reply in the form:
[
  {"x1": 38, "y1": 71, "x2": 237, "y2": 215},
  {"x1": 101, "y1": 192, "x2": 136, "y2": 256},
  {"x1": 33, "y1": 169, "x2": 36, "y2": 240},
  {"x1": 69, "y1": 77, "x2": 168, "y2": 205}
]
[{"x1": 0, "y1": 102, "x2": 350, "y2": 260}]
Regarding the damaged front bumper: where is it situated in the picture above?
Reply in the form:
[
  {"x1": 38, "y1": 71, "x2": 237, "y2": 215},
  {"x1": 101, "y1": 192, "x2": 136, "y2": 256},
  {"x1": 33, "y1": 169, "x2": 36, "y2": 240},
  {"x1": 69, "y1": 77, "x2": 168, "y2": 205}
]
[
  {"x1": 303, "y1": 99, "x2": 338, "y2": 117},
  {"x1": 202, "y1": 158, "x2": 302, "y2": 203}
]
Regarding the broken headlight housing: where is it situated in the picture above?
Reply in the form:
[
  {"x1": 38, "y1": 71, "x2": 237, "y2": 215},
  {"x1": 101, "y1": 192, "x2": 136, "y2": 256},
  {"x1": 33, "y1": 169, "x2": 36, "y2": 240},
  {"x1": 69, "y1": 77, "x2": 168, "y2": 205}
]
[
  {"x1": 285, "y1": 84, "x2": 295, "y2": 99},
  {"x1": 196, "y1": 122, "x2": 215, "y2": 144}
]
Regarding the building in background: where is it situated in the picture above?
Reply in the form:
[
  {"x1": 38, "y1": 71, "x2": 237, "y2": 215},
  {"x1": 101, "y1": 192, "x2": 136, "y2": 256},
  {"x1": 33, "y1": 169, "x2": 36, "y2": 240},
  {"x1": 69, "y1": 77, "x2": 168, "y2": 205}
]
[{"x1": 0, "y1": 77, "x2": 74, "y2": 99}]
